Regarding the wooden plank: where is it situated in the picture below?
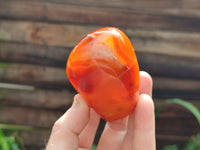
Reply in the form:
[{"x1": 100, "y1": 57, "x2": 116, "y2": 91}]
[
  {"x1": 0, "y1": 88, "x2": 74, "y2": 109},
  {"x1": 0, "y1": 105, "x2": 64, "y2": 128},
  {"x1": 155, "y1": 99, "x2": 200, "y2": 135},
  {"x1": 0, "y1": 63, "x2": 69, "y2": 89},
  {"x1": 18, "y1": 130, "x2": 50, "y2": 150},
  {"x1": 137, "y1": 51, "x2": 200, "y2": 79},
  {"x1": 156, "y1": 135, "x2": 190, "y2": 150},
  {"x1": 0, "y1": 20, "x2": 200, "y2": 55},
  {"x1": 152, "y1": 78, "x2": 200, "y2": 99},
  {"x1": 155, "y1": 99, "x2": 199, "y2": 149},
  {"x1": 2, "y1": 81, "x2": 195, "y2": 108},
  {"x1": 37, "y1": 0, "x2": 200, "y2": 11},
  {"x1": 0, "y1": 20, "x2": 200, "y2": 61},
  {"x1": 2, "y1": 0, "x2": 200, "y2": 11},
  {"x1": 156, "y1": 116, "x2": 200, "y2": 136},
  {"x1": 0, "y1": 20, "x2": 95, "y2": 47},
  {"x1": 153, "y1": 89, "x2": 200, "y2": 100},
  {"x1": 154, "y1": 99, "x2": 200, "y2": 117},
  {"x1": 0, "y1": 62, "x2": 200, "y2": 97},
  {"x1": 0, "y1": 79, "x2": 199, "y2": 109},
  {"x1": 0, "y1": 20, "x2": 199, "y2": 56},
  {"x1": 0, "y1": 42, "x2": 70, "y2": 67},
  {"x1": 1, "y1": 41, "x2": 199, "y2": 70},
  {"x1": 153, "y1": 77, "x2": 200, "y2": 91},
  {"x1": 0, "y1": 61, "x2": 200, "y2": 87},
  {"x1": 156, "y1": 99, "x2": 200, "y2": 136},
  {"x1": 0, "y1": 1, "x2": 200, "y2": 32},
  {"x1": 128, "y1": 30, "x2": 200, "y2": 58}
]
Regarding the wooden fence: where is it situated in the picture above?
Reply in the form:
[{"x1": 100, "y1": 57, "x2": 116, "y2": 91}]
[{"x1": 0, "y1": 0, "x2": 200, "y2": 149}]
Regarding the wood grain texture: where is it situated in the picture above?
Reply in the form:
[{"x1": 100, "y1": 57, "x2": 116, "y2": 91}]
[
  {"x1": 0, "y1": 42, "x2": 69, "y2": 67},
  {"x1": 0, "y1": 63, "x2": 69, "y2": 88},
  {"x1": 0, "y1": 0, "x2": 200, "y2": 149},
  {"x1": 0, "y1": 62, "x2": 200, "y2": 89},
  {"x1": 37, "y1": 0, "x2": 200, "y2": 11},
  {"x1": 0, "y1": 20, "x2": 95, "y2": 47},
  {"x1": 0, "y1": 101, "x2": 198, "y2": 132},
  {"x1": 137, "y1": 52, "x2": 200, "y2": 79},
  {"x1": 1, "y1": 20, "x2": 200, "y2": 57},
  {"x1": 0, "y1": 105, "x2": 63, "y2": 128},
  {"x1": 155, "y1": 100, "x2": 200, "y2": 135},
  {"x1": 0, "y1": 88, "x2": 74, "y2": 109},
  {"x1": 154, "y1": 78, "x2": 200, "y2": 91},
  {"x1": 0, "y1": 34, "x2": 200, "y2": 80},
  {"x1": 18, "y1": 130, "x2": 50, "y2": 150},
  {"x1": 0, "y1": 0, "x2": 200, "y2": 31},
  {"x1": 0, "y1": 85, "x2": 199, "y2": 111},
  {"x1": 156, "y1": 135, "x2": 190, "y2": 150},
  {"x1": 0, "y1": 63, "x2": 199, "y2": 99},
  {"x1": 152, "y1": 78, "x2": 200, "y2": 99}
]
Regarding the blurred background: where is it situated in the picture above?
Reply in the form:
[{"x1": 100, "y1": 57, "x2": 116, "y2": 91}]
[{"x1": 0, "y1": 0, "x2": 200, "y2": 150}]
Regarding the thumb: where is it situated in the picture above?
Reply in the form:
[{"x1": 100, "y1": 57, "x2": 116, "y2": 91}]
[{"x1": 46, "y1": 94, "x2": 90, "y2": 150}]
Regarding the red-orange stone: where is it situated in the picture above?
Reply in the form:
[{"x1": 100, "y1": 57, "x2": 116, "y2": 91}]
[{"x1": 66, "y1": 27, "x2": 139, "y2": 121}]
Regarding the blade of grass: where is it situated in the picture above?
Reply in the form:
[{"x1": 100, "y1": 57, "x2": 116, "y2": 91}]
[
  {"x1": 156, "y1": 98, "x2": 200, "y2": 125},
  {"x1": 0, "y1": 62, "x2": 11, "y2": 67},
  {"x1": 0, "y1": 124, "x2": 33, "y2": 132},
  {"x1": 0, "y1": 123, "x2": 50, "y2": 133},
  {"x1": 163, "y1": 145, "x2": 178, "y2": 150},
  {"x1": 6, "y1": 136, "x2": 20, "y2": 150},
  {"x1": 12, "y1": 132, "x2": 26, "y2": 150},
  {"x1": 0, "y1": 129, "x2": 10, "y2": 150},
  {"x1": 183, "y1": 134, "x2": 200, "y2": 150}
]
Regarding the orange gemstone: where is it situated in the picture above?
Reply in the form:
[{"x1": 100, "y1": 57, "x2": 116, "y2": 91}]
[{"x1": 66, "y1": 27, "x2": 139, "y2": 121}]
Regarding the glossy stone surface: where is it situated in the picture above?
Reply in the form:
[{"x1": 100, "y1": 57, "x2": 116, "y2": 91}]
[{"x1": 66, "y1": 27, "x2": 139, "y2": 121}]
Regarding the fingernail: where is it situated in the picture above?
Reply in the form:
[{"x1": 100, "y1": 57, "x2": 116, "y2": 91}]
[{"x1": 72, "y1": 94, "x2": 80, "y2": 109}]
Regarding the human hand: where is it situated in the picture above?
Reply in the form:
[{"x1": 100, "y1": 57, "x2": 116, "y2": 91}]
[{"x1": 46, "y1": 71, "x2": 155, "y2": 150}]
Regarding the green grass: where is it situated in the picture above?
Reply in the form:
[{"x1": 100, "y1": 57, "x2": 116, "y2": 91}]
[
  {"x1": 0, "y1": 123, "x2": 49, "y2": 150},
  {"x1": 156, "y1": 98, "x2": 200, "y2": 150},
  {"x1": 0, "y1": 62, "x2": 11, "y2": 67},
  {"x1": 0, "y1": 129, "x2": 20, "y2": 150},
  {"x1": 156, "y1": 98, "x2": 200, "y2": 125}
]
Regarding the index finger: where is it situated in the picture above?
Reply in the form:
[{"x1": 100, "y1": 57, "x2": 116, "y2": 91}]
[{"x1": 46, "y1": 95, "x2": 90, "y2": 150}]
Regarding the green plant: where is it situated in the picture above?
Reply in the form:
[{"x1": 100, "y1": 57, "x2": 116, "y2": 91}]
[
  {"x1": 183, "y1": 134, "x2": 200, "y2": 150},
  {"x1": 0, "y1": 62, "x2": 11, "y2": 67},
  {"x1": 163, "y1": 145, "x2": 178, "y2": 150},
  {"x1": 0, "y1": 122, "x2": 51, "y2": 150},
  {"x1": 0, "y1": 129, "x2": 21, "y2": 150},
  {"x1": 156, "y1": 98, "x2": 200, "y2": 150}
]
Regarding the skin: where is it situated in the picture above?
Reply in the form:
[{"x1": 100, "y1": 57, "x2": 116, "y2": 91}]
[{"x1": 46, "y1": 71, "x2": 155, "y2": 150}]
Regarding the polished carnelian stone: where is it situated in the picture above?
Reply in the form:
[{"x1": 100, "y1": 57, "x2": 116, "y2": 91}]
[{"x1": 66, "y1": 27, "x2": 139, "y2": 121}]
